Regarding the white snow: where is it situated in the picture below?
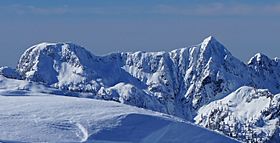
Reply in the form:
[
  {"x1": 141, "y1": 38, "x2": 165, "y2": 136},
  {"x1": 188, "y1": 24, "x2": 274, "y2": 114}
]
[
  {"x1": 195, "y1": 86, "x2": 280, "y2": 142},
  {"x1": 1, "y1": 36, "x2": 280, "y2": 142},
  {"x1": 13, "y1": 37, "x2": 280, "y2": 120},
  {"x1": 0, "y1": 95, "x2": 238, "y2": 143}
]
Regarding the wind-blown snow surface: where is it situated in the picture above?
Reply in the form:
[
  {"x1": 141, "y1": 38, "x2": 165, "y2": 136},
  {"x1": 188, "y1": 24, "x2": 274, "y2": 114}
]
[
  {"x1": 1, "y1": 36, "x2": 280, "y2": 142},
  {"x1": 0, "y1": 95, "x2": 238, "y2": 143}
]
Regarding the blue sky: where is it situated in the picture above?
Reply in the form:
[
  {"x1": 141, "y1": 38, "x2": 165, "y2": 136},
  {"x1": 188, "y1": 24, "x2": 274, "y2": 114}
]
[{"x1": 0, "y1": 0, "x2": 280, "y2": 66}]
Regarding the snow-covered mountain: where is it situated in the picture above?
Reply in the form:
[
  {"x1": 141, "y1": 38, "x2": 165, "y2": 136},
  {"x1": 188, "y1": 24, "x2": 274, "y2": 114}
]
[
  {"x1": 13, "y1": 37, "x2": 280, "y2": 117},
  {"x1": 1, "y1": 36, "x2": 280, "y2": 142},
  {"x1": 195, "y1": 86, "x2": 280, "y2": 143},
  {"x1": 248, "y1": 53, "x2": 280, "y2": 93}
]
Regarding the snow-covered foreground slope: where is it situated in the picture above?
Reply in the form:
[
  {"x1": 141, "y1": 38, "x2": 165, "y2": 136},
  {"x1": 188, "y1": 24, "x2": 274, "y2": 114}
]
[{"x1": 0, "y1": 95, "x2": 238, "y2": 143}]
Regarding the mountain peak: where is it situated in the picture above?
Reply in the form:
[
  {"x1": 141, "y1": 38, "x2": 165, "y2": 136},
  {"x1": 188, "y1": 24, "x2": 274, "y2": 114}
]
[
  {"x1": 255, "y1": 53, "x2": 269, "y2": 60},
  {"x1": 200, "y1": 36, "x2": 227, "y2": 51},
  {"x1": 198, "y1": 36, "x2": 231, "y2": 61},
  {"x1": 274, "y1": 57, "x2": 280, "y2": 63},
  {"x1": 27, "y1": 42, "x2": 86, "y2": 52},
  {"x1": 17, "y1": 42, "x2": 95, "y2": 84},
  {"x1": 20, "y1": 42, "x2": 93, "y2": 60},
  {"x1": 202, "y1": 36, "x2": 217, "y2": 44},
  {"x1": 248, "y1": 53, "x2": 271, "y2": 66}
]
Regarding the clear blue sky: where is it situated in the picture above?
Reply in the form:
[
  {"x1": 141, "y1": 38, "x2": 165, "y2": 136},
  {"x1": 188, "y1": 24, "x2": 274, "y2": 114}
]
[{"x1": 0, "y1": 0, "x2": 280, "y2": 66}]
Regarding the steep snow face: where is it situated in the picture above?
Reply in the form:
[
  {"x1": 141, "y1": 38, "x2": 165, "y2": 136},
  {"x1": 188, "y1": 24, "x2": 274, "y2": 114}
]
[
  {"x1": 119, "y1": 51, "x2": 179, "y2": 117},
  {"x1": 0, "y1": 95, "x2": 239, "y2": 143},
  {"x1": 195, "y1": 86, "x2": 280, "y2": 143},
  {"x1": 169, "y1": 36, "x2": 251, "y2": 118}
]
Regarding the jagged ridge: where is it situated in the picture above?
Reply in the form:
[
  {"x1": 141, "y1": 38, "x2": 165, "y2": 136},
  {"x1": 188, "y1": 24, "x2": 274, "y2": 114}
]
[
  {"x1": 1, "y1": 36, "x2": 280, "y2": 142},
  {"x1": 11, "y1": 36, "x2": 280, "y2": 117}
]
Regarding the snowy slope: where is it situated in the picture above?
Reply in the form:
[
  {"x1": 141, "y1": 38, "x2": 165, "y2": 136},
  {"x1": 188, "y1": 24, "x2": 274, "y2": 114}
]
[
  {"x1": 195, "y1": 86, "x2": 280, "y2": 143},
  {"x1": 0, "y1": 75, "x2": 94, "y2": 98},
  {"x1": 0, "y1": 95, "x2": 238, "y2": 143}
]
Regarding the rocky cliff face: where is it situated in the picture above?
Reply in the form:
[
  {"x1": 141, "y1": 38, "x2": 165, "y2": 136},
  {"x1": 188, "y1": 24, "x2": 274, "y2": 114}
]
[{"x1": 2, "y1": 36, "x2": 279, "y2": 142}]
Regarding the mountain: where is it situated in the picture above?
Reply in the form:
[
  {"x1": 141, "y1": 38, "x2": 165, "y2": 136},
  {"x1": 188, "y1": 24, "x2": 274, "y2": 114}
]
[
  {"x1": 0, "y1": 94, "x2": 238, "y2": 143},
  {"x1": 14, "y1": 36, "x2": 280, "y2": 118},
  {"x1": 248, "y1": 53, "x2": 280, "y2": 93},
  {"x1": 1, "y1": 36, "x2": 280, "y2": 142},
  {"x1": 195, "y1": 86, "x2": 280, "y2": 143}
]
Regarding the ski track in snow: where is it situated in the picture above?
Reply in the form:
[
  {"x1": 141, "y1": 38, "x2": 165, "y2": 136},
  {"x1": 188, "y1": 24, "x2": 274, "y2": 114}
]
[{"x1": 76, "y1": 123, "x2": 89, "y2": 142}]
